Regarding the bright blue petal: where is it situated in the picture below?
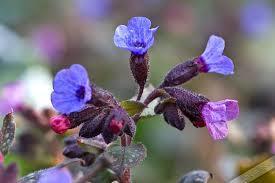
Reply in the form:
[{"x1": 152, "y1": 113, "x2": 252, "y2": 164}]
[
  {"x1": 53, "y1": 70, "x2": 78, "y2": 93},
  {"x1": 51, "y1": 92, "x2": 85, "y2": 114},
  {"x1": 38, "y1": 168, "x2": 72, "y2": 183},
  {"x1": 69, "y1": 64, "x2": 90, "y2": 85},
  {"x1": 114, "y1": 25, "x2": 130, "y2": 49},
  {"x1": 200, "y1": 35, "x2": 234, "y2": 75},
  {"x1": 207, "y1": 56, "x2": 234, "y2": 75},
  {"x1": 127, "y1": 17, "x2": 151, "y2": 33},
  {"x1": 201, "y1": 35, "x2": 225, "y2": 60}
]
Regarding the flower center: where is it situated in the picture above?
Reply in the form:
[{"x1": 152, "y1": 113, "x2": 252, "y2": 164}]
[
  {"x1": 76, "y1": 86, "x2": 86, "y2": 100},
  {"x1": 195, "y1": 57, "x2": 209, "y2": 73},
  {"x1": 133, "y1": 41, "x2": 146, "y2": 48}
]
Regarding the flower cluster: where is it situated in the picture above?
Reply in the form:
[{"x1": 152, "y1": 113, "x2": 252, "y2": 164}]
[
  {"x1": 50, "y1": 64, "x2": 135, "y2": 143},
  {"x1": 50, "y1": 16, "x2": 239, "y2": 146}
]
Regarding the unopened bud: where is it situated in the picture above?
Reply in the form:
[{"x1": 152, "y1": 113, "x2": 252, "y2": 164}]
[
  {"x1": 130, "y1": 52, "x2": 149, "y2": 100},
  {"x1": 109, "y1": 119, "x2": 124, "y2": 134},
  {"x1": 50, "y1": 115, "x2": 70, "y2": 134},
  {"x1": 163, "y1": 104, "x2": 185, "y2": 130},
  {"x1": 160, "y1": 60, "x2": 199, "y2": 88}
]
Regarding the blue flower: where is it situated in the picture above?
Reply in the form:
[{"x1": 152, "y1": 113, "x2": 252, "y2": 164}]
[
  {"x1": 38, "y1": 168, "x2": 72, "y2": 183},
  {"x1": 75, "y1": 0, "x2": 111, "y2": 20},
  {"x1": 196, "y1": 35, "x2": 234, "y2": 75},
  {"x1": 240, "y1": 0, "x2": 273, "y2": 36},
  {"x1": 51, "y1": 64, "x2": 92, "y2": 114},
  {"x1": 114, "y1": 17, "x2": 158, "y2": 55}
]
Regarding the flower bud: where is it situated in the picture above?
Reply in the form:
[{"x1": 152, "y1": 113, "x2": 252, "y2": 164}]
[
  {"x1": 160, "y1": 60, "x2": 199, "y2": 88},
  {"x1": 109, "y1": 119, "x2": 124, "y2": 134},
  {"x1": 163, "y1": 104, "x2": 185, "y2": 130},
  {"x1": 163, "y1": 87, "x2": 209, "y2": 126},
  {"x1": 79, "y1": 108, "x2": 110, "y2": 138},
  {"x1": 63, "y1": 144, "x2": 86, "y2": 158},
  {"x1": 50, "y1": 115, "x2": 70, "y2": 134},
  {"x1": 0, "y1": 152, "x2": 4, "y2": 164},
  {"x1": 130, "y1": 53, "x2": 149, "y2": 100}
]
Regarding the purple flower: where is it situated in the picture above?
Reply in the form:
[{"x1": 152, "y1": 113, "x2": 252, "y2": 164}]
[
  {"x1": 240, "y1": 1, "x2": 273, "y2": 36},
  {"x1": 196, "y1": 35, "x2": 234, "y2": 75},
  {"x1": 51, "y1": 64, "x2": 92, "y2": 114},
  {"x1": 201, "y1": 100, "x2": 239, "y2": 140},
  {"x1": 75, "y1": 0, "x2": 111, "y2": 20},
  {"x1": 32, "y1": 25, "x2": 65, "y2": 62},
  {"x1": 0, "y1": 82, "x2": 25, "y2": 115},
  {"x1": 114, "y1": 17, "x2": 158, "y2": 55},
  {"x1": 38, "y1": 168, "x2": 72, "y2": 183}
]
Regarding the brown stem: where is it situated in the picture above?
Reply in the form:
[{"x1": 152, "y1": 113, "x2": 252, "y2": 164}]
[{"x1": 132, "y1": 88, "x2": 171, "y2": 123}]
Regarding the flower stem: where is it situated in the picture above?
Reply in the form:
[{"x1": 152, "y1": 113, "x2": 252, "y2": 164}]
[{"x1": 120, "y1": 134, "x2": 132, "y2": 183}]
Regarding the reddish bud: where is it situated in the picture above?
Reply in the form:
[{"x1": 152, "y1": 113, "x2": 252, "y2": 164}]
[
  {"x1": 0, "y1": 152, "x2": 4, "y2": 164},
  {"x1": 50, "y1": 115, "x2": 70, "y2": 134},
  {"x1": 109, "y1": 119, "x2": 124, "y2": 134}
]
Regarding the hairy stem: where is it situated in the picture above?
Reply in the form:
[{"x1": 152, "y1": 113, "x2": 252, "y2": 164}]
[
  {"x1": 74, "y1": 155, "x2": 112, "y2": 183},
  {"x1": 120, "y1": 134, "x2": 132, "y2": 183}
]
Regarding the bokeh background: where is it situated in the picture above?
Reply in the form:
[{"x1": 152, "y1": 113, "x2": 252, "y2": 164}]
[{"x1": 1, "y1": 0, "x2": 275, "y2": 182}]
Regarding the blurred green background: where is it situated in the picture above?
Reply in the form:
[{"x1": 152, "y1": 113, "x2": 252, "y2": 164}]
[{"x1": 1, "y1": 0, "x2": 275, "y2": 182}]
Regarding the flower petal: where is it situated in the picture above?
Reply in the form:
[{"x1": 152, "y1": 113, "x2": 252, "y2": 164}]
[
  {"x1": 202, "y1": 102, "x2": 227, "y2": 123},
  {"x1": 51, "y1": 92, "x2": 85, "y2": 114},
  {"x1": 207, "y1": 56, "x2": 234, "y2": 75},
  {"x1": 202, "y1": 99, "x2": 239, "y2": 124},
  {"x1": 206, "y1": 121, "x2": 228, "y2": 140},
  {"x1": 38, "y1": 168, "x2": 72, "y2": 183},
  {"x1": 202, "y1": 35, "x2": 225, "y2": 59},
  {"x1": 127, "y1": 17, "x2": 152, "y2": 32},
  {"x1": 113, "y1": 25, "x2": 130, "y2": 49},
  {"x1": 221, "y1": 99, "x2": 239, "y2": 121},
  {"x1": 69, "y1": 64, "x2": 90, "y2": 85}
]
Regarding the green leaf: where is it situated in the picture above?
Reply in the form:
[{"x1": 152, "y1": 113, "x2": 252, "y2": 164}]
[
  {"x1": 179, "y1": 170, "x2": 212, "y2": 183},
  {"x1": 120, "y1": 100, "x2": 146, "y2": 116},
  {"x1": 0, "y1": 113, "x2": 15, "y2": 155},
  {"x1": 91, "y1": 169, "x2": 118, "y2": 183},
  {"x1": 105, "y1": 142, "x2": 147, "y2": 172}
]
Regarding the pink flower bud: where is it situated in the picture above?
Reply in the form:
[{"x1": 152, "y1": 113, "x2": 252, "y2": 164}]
[
  {"x1": 0, "y1": 152, "x2": 4, "y2": 164},
  {"x1": 50, "y1": 115, "x2": 70, "y2": 134},
  {"x1": 109, "y1": 119, "x2": 123, "y2": 134}
]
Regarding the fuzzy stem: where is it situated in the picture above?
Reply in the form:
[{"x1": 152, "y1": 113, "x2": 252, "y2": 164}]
[
  {"x1": 120, "y1": 134, "x2": 132, "y2": 183},
  {"x1": 137, "y1": 85, "x2": 145, "y2": 101}
]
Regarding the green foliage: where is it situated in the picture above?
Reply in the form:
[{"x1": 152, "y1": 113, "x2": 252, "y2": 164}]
[
  {"x1": 105, "y1": 142, "x2": 147, "y2": 173},
  {"x1": 120, "y1": 100, "x2": 146, "y2": 117}
]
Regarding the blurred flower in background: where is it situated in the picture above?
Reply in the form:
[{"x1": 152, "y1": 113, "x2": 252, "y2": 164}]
[
  {"x1": 31, "y1": 25, "x2": 66, "y2": 63},
  {"x1": 74, "y1": 0, "x2": 112, "y2": 20},
  {"x1": 0, "y1": 82, "x2": 25, "y2": 114},
  {"x1": 240, "y1": 0, "x2": 273, "y2": 36}
]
